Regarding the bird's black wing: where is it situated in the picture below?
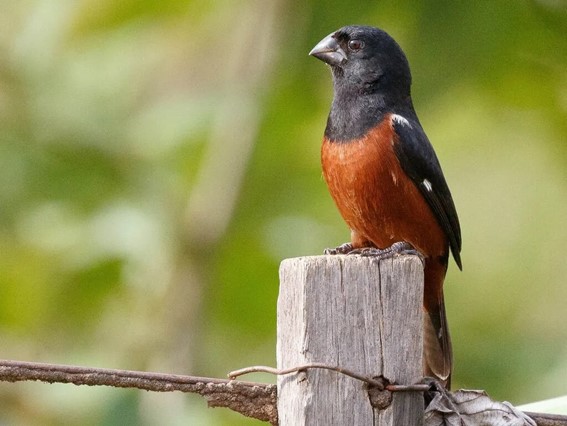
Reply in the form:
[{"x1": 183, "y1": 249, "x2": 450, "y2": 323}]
[{"x1": 392, "y1": 116, "x2": 462, "y2": 269}]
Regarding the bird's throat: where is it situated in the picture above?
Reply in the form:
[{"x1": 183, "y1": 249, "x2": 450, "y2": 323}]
[{"x1": 324, "y1": 91, "x2": 386, "y2": 142}]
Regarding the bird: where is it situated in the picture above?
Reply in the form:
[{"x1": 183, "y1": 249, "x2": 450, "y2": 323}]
[{"x1": 310, "y1": 25, "x2": 462, "y2": 388}]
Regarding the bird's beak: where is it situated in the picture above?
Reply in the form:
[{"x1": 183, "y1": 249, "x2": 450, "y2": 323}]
[{"x1": 309, "y1": 34, "x2": 347, "y2": 66}]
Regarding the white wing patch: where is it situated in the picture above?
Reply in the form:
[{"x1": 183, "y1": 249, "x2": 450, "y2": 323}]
[
  {"x1": 391, "y1": 114, "x2": 411, "y2": 128},
  {"x1": 391, "y1": 171, "x2": 398, "y2": 185},
  {"x1": 422, "y1": 179, "x2": 433, "y2": 192}
]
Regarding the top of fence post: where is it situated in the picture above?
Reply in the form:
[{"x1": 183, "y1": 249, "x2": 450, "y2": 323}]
[{"x1": 277, "y1": 254, "x2": 424, "y2": 425}]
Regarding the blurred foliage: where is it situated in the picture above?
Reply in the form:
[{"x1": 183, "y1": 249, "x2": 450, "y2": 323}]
[{"x1": 0, "y1": 0, "x2": 566, "y2": 424}]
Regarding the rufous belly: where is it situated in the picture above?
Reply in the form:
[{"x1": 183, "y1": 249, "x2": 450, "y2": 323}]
[{"x1": 321, "y1": 115, "x2": 447, "y2": 262}]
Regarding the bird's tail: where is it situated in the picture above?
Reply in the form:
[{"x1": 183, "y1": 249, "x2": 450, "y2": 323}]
[{"x1": 423, "y1": 292, "x2": 453, "y2": 388}]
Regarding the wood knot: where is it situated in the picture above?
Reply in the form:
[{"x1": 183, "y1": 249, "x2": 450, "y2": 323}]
[{"x1": 367, "y1": 376, "x2": 393, "y2": 410}]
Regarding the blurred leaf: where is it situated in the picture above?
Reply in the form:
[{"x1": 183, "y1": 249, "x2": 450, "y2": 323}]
[
  {"x1": 53, "y1": 258, "x2": 123, "y2": 329},
  {"x1": 0, "y1": 244, "x2": 55, "y2": 330},
  {"x1": 71, "y1": 0, "x2": 207, "y2": 35}
]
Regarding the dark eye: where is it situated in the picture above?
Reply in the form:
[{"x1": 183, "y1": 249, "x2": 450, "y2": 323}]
[{"x1": 348, "y1": 39, "x2": 364, "y2": 51}]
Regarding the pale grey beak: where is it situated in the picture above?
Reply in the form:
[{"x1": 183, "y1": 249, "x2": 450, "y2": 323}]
[{"x1": 309, "y1": 34, "x2": 347, "y2": 66}]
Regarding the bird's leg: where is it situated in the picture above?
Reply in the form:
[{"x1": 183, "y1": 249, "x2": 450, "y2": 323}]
[
  {"x1": 324, "y1": 230, "x2": 375, "y2": 255},
  {"x1": 324, "y1": 241, "x2": 423, "y2": 262},
  {"x1": 324, "y1": 242, "x2": 355, "y2": 255},
  {"x1": 324, "y1": 240, "x2": 422, "y2": 260},
  {"x1": 354, "y1": 241, "x2": 423, "y2": 261},
  {"x1": 324, "y1": 229, "x2": 423, "y2": 260}
]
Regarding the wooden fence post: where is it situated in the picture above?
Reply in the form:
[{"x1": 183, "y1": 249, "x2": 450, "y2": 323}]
[{"x1": 277, "y1": 255, "x2": 424, "y2": 425}]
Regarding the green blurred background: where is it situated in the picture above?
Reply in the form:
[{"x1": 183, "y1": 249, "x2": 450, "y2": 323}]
[{"x1": 1, "y1": 0, "x2": 566, "y2": 424}]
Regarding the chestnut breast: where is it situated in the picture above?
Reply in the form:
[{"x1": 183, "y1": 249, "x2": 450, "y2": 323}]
[{"x1": 321, "y1": 114, "x2": 447, "y2": 259}]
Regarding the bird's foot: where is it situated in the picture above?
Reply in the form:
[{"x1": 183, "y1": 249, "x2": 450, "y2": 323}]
[
  {"x1": 352, "y1": 242, "x2": 423, "y2": 261},
  {"x1": 324, "y1": 241, "x2": 422, "y2": 261},
  {"x1": 324, "y1": 242, "x2": 354, "y2": 255}
]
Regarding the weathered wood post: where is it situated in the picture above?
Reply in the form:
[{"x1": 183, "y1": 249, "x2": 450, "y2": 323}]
[{"x1": 277, "y1": 254, "x2": 424, "y2": 425}]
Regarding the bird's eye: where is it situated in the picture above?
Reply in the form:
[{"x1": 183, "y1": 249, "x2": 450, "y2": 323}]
[{"x1": 348, "y1": 39, "x2": 364, "y2": 51}]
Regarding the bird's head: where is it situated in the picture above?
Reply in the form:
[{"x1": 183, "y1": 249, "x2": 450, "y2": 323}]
[{"x1": 310, "y1": 26, "x2": 412, "y2": 101}]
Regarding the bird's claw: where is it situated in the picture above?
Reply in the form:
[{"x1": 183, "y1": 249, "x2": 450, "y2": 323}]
[
  {"x1": 357, "y1": 242, "x2": 423, "y2": 261},
  {"x1": 324, "y1": 241, "x2": 424, "y2": 262},
  {"x1": 324, "y1": 243, "x2": 354, "y2": 255}
]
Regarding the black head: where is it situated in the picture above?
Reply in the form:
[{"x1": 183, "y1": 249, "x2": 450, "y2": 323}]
[
  {"x1": 310, "y1": 26, "x2": 414, "y2": 141},
  {"x1": 310, "y1": 25, "x2": 412, "y2": 104}
]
